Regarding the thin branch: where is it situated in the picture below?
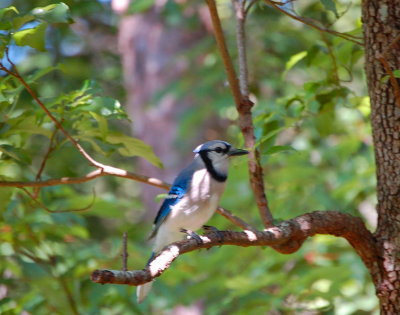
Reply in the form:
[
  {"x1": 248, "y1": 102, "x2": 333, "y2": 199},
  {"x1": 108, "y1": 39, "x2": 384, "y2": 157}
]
[
  {"x1": 206, "y1": 0, "x2": 274, "y2": 228},
  {"x1": 91, "y1": 211, "x2": 380, "y2": 287},
  {"x1": 264, "y1": 0, "x2": 364, "y2": 46}
]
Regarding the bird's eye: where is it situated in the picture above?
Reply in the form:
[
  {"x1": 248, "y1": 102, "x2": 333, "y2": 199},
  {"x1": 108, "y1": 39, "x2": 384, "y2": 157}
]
[{"x1": 215, "y1": 147, "x2": 223, "y2": 153}]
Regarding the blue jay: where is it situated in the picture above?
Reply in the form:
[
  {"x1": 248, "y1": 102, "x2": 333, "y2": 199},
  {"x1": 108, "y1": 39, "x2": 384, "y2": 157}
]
[{"x1": 137, "y1": 140, "x2": 248, "y2": 303}]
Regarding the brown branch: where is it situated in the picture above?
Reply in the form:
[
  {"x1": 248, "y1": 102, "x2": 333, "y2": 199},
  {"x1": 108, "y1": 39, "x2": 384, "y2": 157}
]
[
  {"x1": 91, "y1": 211, "x2": 380, "y2": 286},
  {"x1": 264, "y1": 0, "x2": 364, "y2": 46},
  {"x1": 206, "y1": 0, "x2": 274, "y2": 228}
]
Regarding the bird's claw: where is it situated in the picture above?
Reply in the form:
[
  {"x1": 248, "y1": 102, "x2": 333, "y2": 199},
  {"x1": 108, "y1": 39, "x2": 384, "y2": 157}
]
[
  {"x1": 202, "y1": 225, "x2": 224, "y2": 244},
  {"x1": 180, "y1": 228, "x2": 203, "y2": 245}
]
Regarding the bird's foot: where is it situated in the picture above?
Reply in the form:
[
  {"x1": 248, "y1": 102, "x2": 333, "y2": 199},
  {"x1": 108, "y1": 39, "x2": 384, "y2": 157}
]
[
  {"x1": 202, "y1": 225, "x2": 224, "y2": 244},
  {"x1": 180, "y1": 228, "x2": 203, "y2": 245}
]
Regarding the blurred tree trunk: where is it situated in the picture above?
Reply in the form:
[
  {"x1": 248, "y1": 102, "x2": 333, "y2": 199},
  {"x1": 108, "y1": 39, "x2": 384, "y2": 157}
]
[
  {"x1": 112, "y1": 1, "x2": 207, "y2": 215},
  {"x1": 362, "y1": 0, "x2": 400, "y2": 313}
]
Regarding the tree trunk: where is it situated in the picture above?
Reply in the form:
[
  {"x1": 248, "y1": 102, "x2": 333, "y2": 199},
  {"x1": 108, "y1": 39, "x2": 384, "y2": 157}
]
[{"x1": 362, "y1": 0, "x2": 400, "y2": 313}]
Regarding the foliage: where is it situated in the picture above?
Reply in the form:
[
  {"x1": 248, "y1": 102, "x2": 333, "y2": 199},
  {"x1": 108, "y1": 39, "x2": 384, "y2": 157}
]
[{"x1": 0, "y1": 0, "x2": 377, "y2": 314}]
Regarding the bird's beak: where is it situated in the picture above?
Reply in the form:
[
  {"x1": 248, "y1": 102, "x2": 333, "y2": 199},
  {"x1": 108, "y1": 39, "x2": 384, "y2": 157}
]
[{"x1": 228, "y1": 148, "x2": 249, "y2": 156}]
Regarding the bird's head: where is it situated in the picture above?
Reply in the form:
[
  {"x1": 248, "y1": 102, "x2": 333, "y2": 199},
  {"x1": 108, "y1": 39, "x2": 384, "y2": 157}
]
[{"x1": 193, "y1": 140, "x2": 249, "y2": 180}]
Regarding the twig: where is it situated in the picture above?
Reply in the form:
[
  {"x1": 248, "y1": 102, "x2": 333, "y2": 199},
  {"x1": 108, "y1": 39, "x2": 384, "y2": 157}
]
[
  {"x1": 264, "y1": 0, "x2": 364, "y2": 46},
  {"x1": 122, "y1": 232, "x2": 128, "y2": 272},
  {"x1": 91, "y1": 211, "x2": 380, "y2": 287}
]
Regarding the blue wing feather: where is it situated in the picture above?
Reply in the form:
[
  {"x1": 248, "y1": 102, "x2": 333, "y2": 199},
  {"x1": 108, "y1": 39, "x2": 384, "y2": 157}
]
[{"x1": 148, "y1": 165, "x2": 195, "y2": 239}]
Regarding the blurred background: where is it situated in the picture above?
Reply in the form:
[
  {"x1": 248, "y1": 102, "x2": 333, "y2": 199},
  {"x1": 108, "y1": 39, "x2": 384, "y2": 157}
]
[{"x1": 0, "y1": 0, "x2": 378, "y2": 314}]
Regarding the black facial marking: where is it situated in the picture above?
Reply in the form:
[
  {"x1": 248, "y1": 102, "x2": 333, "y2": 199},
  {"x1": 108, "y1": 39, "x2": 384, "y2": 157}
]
[{"x1": 199, "y1": 151, "x2": 227, "y2": 182}]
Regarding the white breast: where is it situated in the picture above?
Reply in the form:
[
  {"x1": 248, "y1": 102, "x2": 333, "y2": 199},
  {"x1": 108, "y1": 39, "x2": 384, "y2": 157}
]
[{"x1": 153, "y1": 169, "x2": 226, "y2": 253}]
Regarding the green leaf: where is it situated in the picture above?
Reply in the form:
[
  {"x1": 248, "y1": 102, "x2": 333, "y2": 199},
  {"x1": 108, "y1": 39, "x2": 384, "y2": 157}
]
[
  {"x1": 89, "y1": 112, "x2": 108, "y2": 138},
  {"x1": 0, "y1": 6, "x2": 19, "y2": 20},
  {"x1": 320, "y1": 0, "x2": 339, "y2": 18},
  {"x1": 12, "y1": 22, "x2": 47, "y2": 51},
  {"x1": 31, "y1": 3, "x2": 73, "y2": 24},
  {"x1": 0, "y1": 6, "x2": 19, "y2": 30},
  {"x1": 6, "y1": 116, "x2": 52, "y2": 138},
  {"x1": 106, "y1": 133, "x2": 163, "y2": 168},
  {"x1": 283, "y1": 51, "x2": 307, "y2": 77}
]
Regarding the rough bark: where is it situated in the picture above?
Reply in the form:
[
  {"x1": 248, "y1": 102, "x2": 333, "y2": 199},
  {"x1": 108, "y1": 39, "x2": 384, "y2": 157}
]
[{"x1": 362, "y1": 0, "x2": 400, "y2": 313}]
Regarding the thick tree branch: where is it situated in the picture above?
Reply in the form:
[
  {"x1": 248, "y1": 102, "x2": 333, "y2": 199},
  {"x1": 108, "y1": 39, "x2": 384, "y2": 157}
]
[
  {"x1": 91, "y1": 211, "x2": 380, "y2": 286},
  {"x1": 206, "y1": 0, "x2": 273, "y2": 227}
]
